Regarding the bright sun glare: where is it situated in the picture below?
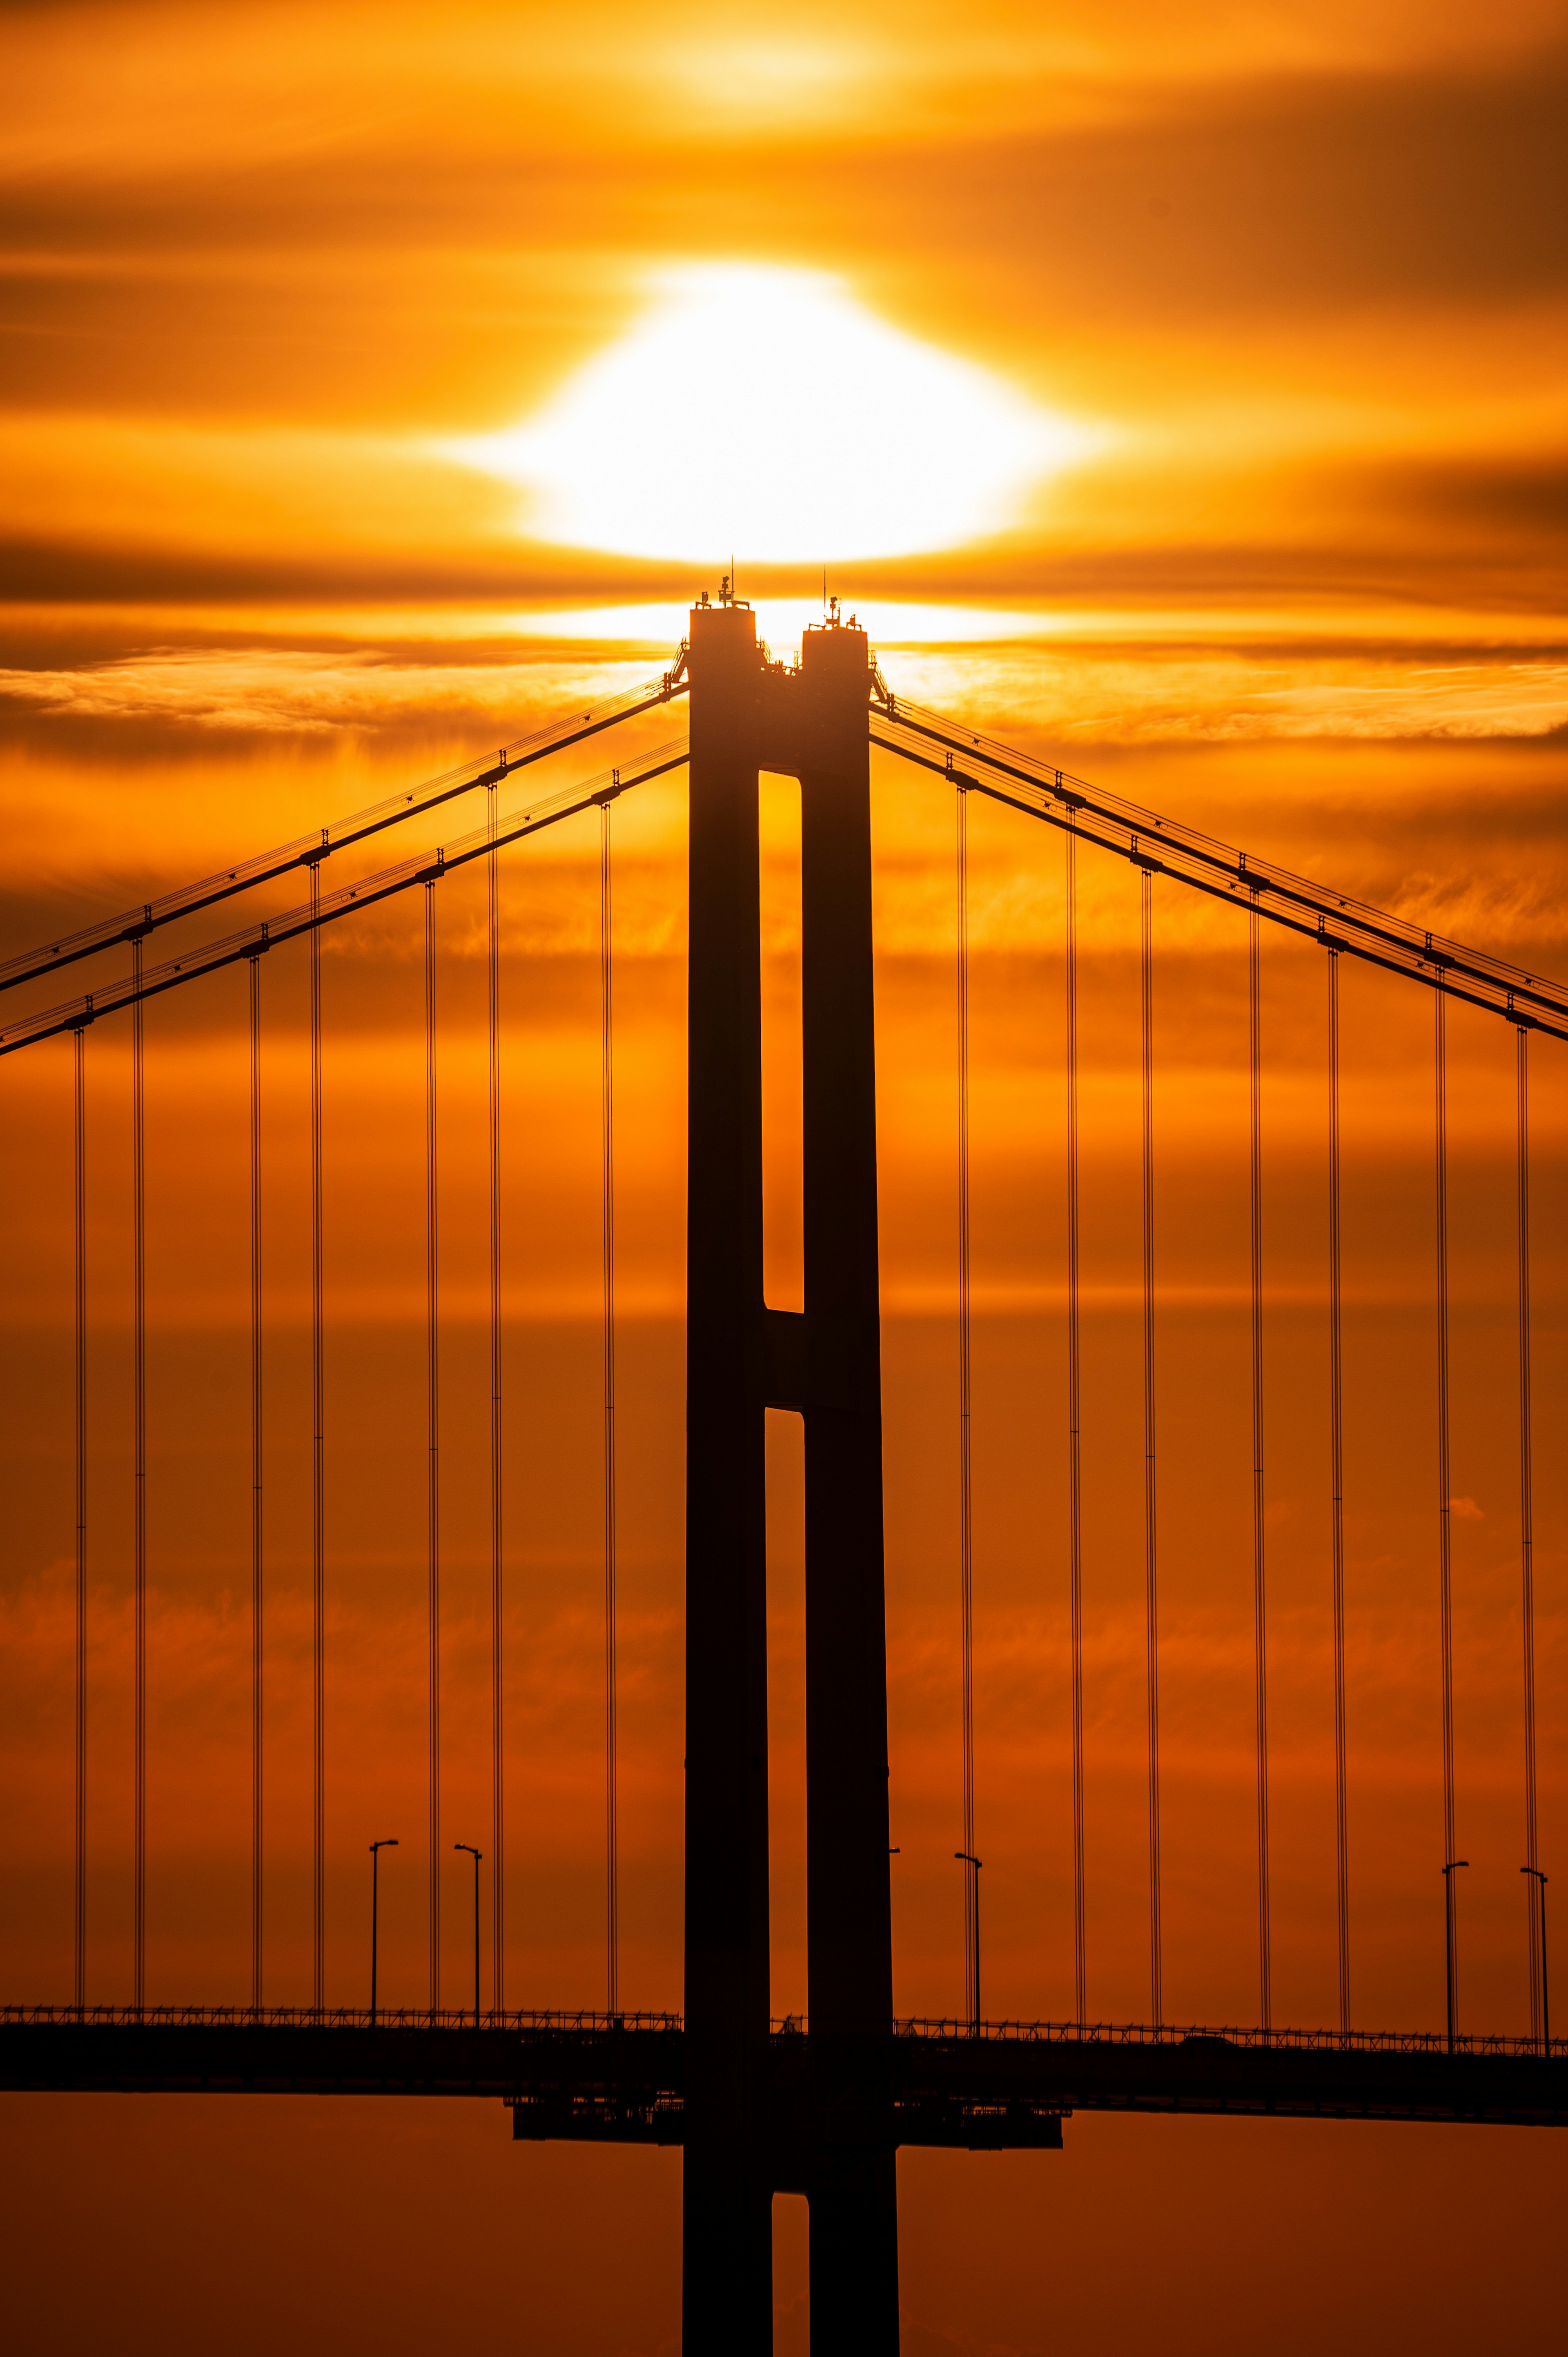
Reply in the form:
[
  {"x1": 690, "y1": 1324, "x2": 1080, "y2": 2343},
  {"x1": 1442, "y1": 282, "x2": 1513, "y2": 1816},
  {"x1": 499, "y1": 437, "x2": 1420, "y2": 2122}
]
[{"x1": 442, "y1": 265, "x2": 1101, "y2": 563}]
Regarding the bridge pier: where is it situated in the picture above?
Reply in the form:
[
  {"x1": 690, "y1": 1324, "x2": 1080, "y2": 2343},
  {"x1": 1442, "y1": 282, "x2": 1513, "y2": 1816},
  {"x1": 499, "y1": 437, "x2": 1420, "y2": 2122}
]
[{"x1": 683, "y1": 593, "x2": 898, "y2": 2353}]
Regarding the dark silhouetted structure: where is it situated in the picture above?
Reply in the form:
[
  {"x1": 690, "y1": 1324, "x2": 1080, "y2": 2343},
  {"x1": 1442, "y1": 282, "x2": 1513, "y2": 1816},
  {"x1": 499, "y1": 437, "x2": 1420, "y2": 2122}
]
[
  {"x1": 2, "y1": 593, "x2": 1566, "y2": 2357},
  {"x1": 684, "y1": 590, "x2": 896, "y2": 2351}
]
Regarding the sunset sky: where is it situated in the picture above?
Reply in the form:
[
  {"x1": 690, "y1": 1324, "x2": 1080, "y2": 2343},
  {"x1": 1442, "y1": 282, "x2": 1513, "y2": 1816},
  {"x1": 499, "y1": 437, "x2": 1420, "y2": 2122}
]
[{"x1": 2, "y1": 3, "x2": 1566, "y2": 2352}]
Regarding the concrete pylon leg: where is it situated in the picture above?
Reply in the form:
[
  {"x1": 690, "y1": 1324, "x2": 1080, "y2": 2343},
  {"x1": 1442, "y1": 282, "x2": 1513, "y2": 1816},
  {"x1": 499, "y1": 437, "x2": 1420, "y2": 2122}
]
[
  {"x1": 799, "y1": 617, "x2": 900, "y2": 2351},
  {"x1": 683, "y1": 594, "x2": 774, "y2": 2353}
]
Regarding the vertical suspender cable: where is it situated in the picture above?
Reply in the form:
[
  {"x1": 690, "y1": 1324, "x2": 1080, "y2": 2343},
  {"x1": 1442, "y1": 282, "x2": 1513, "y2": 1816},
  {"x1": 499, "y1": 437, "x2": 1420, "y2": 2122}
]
[
  {"x1": 956, "y1": 779, "x2": 977, "y2": 2029},
  {"x1": 249, "y1": 953, "x2": 263, "y2": 2013},
  {"x1": 1435, "y1": 983, "x2": 1460, "y2": 2042},
  {"x1": 1065, "y1": 828, "x2": 1085, "y2": 2032},
  {"x1": 425, "y1": 876, "x2": 441, "y2": 2017},
  {"x1": 74, "y1": 1022, "x2": 87, "y2": 2013},
  {"x1": 600, "y1": 803, "x2": 618, "y2": 2018},
  {"x1": 132, "y1": 934, "x2": 146, "y2": 2012},
  {"x1": 1249, "y1": 902, "x2": 1271, "y2": 2033},
  {"x1": 1517, "y1": 1023, "x2": 1540, "y2": 2042},
  {"x1": 1329, "y1": 950, "x2": 1349, "y2": 2038},
  {"x1": 1140, "y1": 870, "x2": 1162, "y2": 2031},
  {"x1": 310, "y1": 859, "x2": 325, "y2": 2013},
  {"x1": 489, "y1": 780, "x2": 504, "y2": 2018},
  {"x1": 1435, "y1": 983, "x2": 1459, "y2": 2045}
]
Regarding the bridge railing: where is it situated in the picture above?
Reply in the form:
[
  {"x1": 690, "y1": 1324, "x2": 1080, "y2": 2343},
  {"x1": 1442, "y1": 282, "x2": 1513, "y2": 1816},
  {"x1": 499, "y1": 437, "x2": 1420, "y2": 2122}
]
[
  {"x1": 6, "y1": 2003, "x2": 1559, "y2": 2062},
  {"x1": 0, "y1": 2003, "x2": 682, "y2": 2033},
  {"x1": 893, "y1": 2016, "x2": 1564, "y2": 2057}
]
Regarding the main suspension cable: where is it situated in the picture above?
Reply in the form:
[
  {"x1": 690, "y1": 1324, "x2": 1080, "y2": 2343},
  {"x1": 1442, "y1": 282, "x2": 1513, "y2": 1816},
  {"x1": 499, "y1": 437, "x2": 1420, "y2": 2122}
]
[
  {"x1": 1249, "y1": 902, "x2": 1272, "y2": 2032},
  {"x1": 132, "y1": 936, "x2": 146, "y2": 2014},
  {"x1": 425, "y1": 878, "x2": 441, "y2": 2019},
  {"x1": 1436, "y1": 986, "x2": 1459, "y2": 2045},
  {"x1": 2, "y1": 747, "x2": 690, "y2": 1061},
  {"x1": 600, "y1": 800, "x2": 619, "y2": 2019},
  {"x1": 872, "y1": 699, "x2": 1568, "y2": 1039},
  {"x1": 310, "y1": 866, "x2": 325, "y2": 2015},
  {"x1": 1329, "y1": 951, "x2": 1349, "y2": 2038},
  {"x1": 1065, "y1": 828, "x2": 1085, "y2": 2033},
  {"x1": 1141, "y1": 870, "x2": 1162, "y2": 2033},
  {"x1": 249, "y1": 952, "x2": 263, "y2": 2015},
  {"x1": 957, "y1": 780, "x2": 977, "y2": 2029},
  {"x1": 73, "y1": 1021, "x2": 87, "y2": 2014},
  {"x1": 1517, "y1": 1023, "x2": 1540, "y2": 2042},
  {"x1": 0, "y1": 675, "x2": 688, "y2": 1001},
  {"x1": 488, "y1": 777, "x2": 504, "y2": 2019}
]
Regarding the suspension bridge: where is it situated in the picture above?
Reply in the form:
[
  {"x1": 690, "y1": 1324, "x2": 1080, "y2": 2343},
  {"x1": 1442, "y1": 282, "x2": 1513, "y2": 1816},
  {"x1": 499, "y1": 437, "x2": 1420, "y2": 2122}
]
[{"x1": 2, "y1": 586, "x2": 1563, "y2": 2351}]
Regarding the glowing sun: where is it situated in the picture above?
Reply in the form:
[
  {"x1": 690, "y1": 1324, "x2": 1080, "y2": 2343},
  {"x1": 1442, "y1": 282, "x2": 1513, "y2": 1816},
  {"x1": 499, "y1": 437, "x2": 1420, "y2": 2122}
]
[{"x1": 443, "y1": 265, "x2": 1100, "y2": 563}]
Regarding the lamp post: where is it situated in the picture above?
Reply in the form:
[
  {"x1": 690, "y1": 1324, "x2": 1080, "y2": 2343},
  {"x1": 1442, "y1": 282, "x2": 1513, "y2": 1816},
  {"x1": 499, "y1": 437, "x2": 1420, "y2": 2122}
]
[
  {"x1": 1442, "y1": 1858, "x2": 1468, "y2": 2054},
  {"x1": 455, "y1": 1842, "x2": 483, "y2": 2026},
  {"x1": 955, "y1": 1852, "x2": 983, "y2": 2038},
  {"x1": 1521, "y1": 1866, "x2": 1550, "y2": 2054},
  {"x1": 369, "y1": 1839, "x2": 398, "y2": 2024}
]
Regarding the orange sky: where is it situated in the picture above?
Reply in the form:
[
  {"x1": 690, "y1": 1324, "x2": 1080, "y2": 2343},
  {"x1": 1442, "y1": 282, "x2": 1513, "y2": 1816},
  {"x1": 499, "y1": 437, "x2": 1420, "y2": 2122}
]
[{"x1": 1, "y1": 4, "x2": 1566, "y2": 2351}]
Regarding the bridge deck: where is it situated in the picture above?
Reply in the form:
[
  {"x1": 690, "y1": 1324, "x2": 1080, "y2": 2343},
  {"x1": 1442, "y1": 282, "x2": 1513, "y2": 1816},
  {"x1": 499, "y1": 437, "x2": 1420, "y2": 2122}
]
[{"x1": 3, "y1": 2014, "x2": 1562, "y2": 2147}]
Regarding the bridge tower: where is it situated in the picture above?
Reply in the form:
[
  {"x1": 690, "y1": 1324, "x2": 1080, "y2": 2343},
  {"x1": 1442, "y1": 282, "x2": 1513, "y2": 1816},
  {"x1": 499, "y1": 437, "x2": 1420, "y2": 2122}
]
[{"x1": 684, "y1": 589, "x2": 898, "y2": 2353}]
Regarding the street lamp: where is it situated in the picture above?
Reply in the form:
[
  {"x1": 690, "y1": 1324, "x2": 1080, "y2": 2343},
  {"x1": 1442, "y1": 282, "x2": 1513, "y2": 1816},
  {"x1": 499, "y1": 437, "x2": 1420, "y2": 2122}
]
[
  {"x1": 1442, "y1": 1859, "x2": 1468, "y2": 2054},
  {"x1": 454, "y1": 1842, "x2": 483, "y2": 2026},
  {"x1": 955, "y1": 1852, "x2": 983, "y2": 2038},
  {"x1": 1521, "y1": 1866, "x2": 1550, "y2": 2054},
  {"x1": 369, "y1": 1839, "x2": 398, "y2": 2024}
]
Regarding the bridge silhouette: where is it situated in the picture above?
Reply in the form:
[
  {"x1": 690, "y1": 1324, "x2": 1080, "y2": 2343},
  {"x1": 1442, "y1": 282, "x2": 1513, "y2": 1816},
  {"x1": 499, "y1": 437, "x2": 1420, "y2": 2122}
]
[{"x1": 2, "y1": 587, "x2": 1563, "y2": 2352}]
